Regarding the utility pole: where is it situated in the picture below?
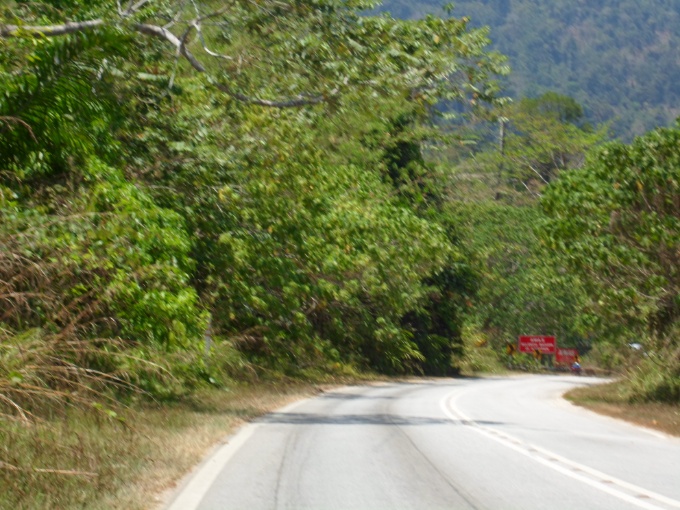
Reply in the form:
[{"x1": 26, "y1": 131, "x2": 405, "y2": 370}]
[{"x1": 495, "y1": 116, "x2": 508, "y2": 200}]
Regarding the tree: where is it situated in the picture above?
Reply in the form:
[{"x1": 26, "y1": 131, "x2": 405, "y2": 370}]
[
  {"x1": 0, "y1": 0, "x2": 511, "y2": 405},
  {"x1": 449, "y1": 201, "x2": 590, "y2": 353},
  {"x1": 2, "y1": 0, "x2": 507, "y2": 109},
  {"x1": 541, "y1": 120, "x2": 680, "y2": 401},
  {"x1": 541, "y1": 121, "x2": 680, "y2": 338},
  {"x1": 496, "y1": 93, "x2": 604, "y2": 198}
]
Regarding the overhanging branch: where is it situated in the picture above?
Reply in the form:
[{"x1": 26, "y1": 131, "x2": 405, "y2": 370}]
[
  {"x1": 217, "y1": 84, "x2": 327, "y2": 107},
  {"x1": 1, "y1": 9, "x2": 332, "y2": 108},
  {"x1": 0, "y1": 20, "x2": 105, "y2": 37},
  {"x1": 133, "y1": 23, "x2": 206, "y2": 72}
]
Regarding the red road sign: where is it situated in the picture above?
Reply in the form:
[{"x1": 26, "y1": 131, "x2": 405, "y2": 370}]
[
  {"x1": 556, "y1": 348, "x2": 579, "y2": 364},
  {"x1": 518, "y1": 335, "x2": 556, "y2": 354}
]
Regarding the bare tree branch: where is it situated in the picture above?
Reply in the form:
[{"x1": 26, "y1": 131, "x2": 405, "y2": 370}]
[
  {"x1": 216, "y1": 83, "x2": 329, "y2": 107},
  {"x1": 189, "y1": 1, "x2": 234, "y2": 61},
  {"x1": 124, "y1": 0, "x2": 152, "y2": 16},
  {"x1": 133, "y1": 22, "x2": 206, "y2": 72},
  {"x1": 0, "y1": 20, "x2": 105, "y2": 37},
  {"x1": 0, "y1": 6, "x2": 332, "y2": 108},
  {"x1": 0, "y1": 116, "x2": 37, "y2": 141},
  {"x1": 163, "y1": 0, "x2": 191, "y2": 29}
]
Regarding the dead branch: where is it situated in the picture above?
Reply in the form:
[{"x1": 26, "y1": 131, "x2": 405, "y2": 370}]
[
  {"x1": 0, "y1": 461, "x2": 96, "y2": 478},
  {"x1": 0, "y1": 116, "x2": 37, "y2": 141},
  {"x1": 0, "y1": 20, "x2": 105, "y2": 37},
  {"x1": 0, "y1": 4, "x2": 333, "y2": 108}
]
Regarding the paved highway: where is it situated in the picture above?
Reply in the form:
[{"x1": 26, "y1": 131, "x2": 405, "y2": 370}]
[{"x1": 167, "y1": 376, "x2": 680, "y2": 510}]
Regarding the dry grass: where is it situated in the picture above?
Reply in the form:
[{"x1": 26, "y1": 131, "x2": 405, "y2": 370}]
[
  {"x1": 0, "y1": 382, "x2": 323, "y2": 510},
  {"x1": 565, "y1": 381, "x2": 680, "y2": 437},
  {"x1": 141, "y1": 385, "x2": 326, "y2": 510},
  {"x1": 11, "y1": 374, "x2": 675, "y2": 509}
]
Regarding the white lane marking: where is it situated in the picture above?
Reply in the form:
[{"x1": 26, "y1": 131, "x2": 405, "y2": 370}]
[
  {"x1": 165, "y1": 423, "x2": 258, "y2": 510},
  {"x1": 165, "y1": 398, "x2": 310, "y2": 510},
  {"x1": 440, "y1": 389, "x2": 680, "y2": 510}
]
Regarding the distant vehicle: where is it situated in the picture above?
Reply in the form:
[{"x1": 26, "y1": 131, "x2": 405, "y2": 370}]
[{"x1": 570, "y1": 362, "x2": 582, "y2": 375}]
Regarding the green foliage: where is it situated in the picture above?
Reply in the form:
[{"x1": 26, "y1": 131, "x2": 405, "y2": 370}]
[
  {"x1": 441, "y1": 93, "x2": 603, "y2": 366},
  {"x1": 455, "y1": 92, "x2": 605, "y2": 203},
  {"x1": 209, "y1": 111, "x2": 452, "y2": 373},
  {"x1": 451, "y1": 201, "x2": 591, "y2": 353},
  {"x1": 542, "y1": 121, "x2": 680, "y2": 337},
  {"x1": 4, "y1": 0, "x2": 509, "y2": 112},
  {"x1": 541, "y1": 121, "x2": 680, "y2": 401},
  {"x1": 0, "y1": 29, "x2": 129, "y2": 178},
  {"x1": 520, "y1": 92, "x2": 585, "y2": 125},
  {"x1": 586, "y1": 342, "x2": 629, "y2": 371},
  {"x1": 0, "y1": 29, "x2": 210, "y2": 412},
  {"x1": 507, "y1": 352, "x2": 544, "y2": 372},
  {"x1": 502, "y1": 96, "x2": 602, "y2": 186},
  {"x1": 627, "y1": 347, "x2": 680, "y2": 403},
  {"x1": 0, "y1": 0, "x2": 511, "y2": 418},
  {"x1": 460, "y1": 343, "x2": 505, "y2": 375}
]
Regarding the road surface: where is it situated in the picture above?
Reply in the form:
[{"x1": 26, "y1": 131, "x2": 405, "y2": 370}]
[{"x1": 167, "y1": 376, "x2": 680, "y2": 510}]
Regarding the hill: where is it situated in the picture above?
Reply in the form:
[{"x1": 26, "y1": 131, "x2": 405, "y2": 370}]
[{"x1": 381, "y1": 0, "x2": 680, "y2": 139}]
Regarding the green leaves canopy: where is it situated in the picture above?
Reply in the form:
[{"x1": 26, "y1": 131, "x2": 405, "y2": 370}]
[
  {"x1": 2, "y1": 0, "x2": 508, "y2": 109},
  {"x1": 542, "y1": 121, "x2": 680, "y2": 338},
  {"x1": 0, "y1": 0, "x2": 509, "y2": 400}
]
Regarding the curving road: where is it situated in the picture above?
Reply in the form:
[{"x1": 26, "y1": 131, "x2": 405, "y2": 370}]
[{"x1": 167, "y1": 376, "x2": 680, "y2": 510}]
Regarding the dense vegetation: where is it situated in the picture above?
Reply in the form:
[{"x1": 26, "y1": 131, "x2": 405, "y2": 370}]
[
  {"x1": 382, "y1": 0, "x2": 680, "y2": 139},
  {"x1": 0, "y1": 0, "x2": 508, "y2": 420},
  {"x1": 542, "y1": 123, "x2": 680, "y2": 401},
  {"x1": 447, "y1": 92, "x2": 604, "y2": 366},
  {"x1": 444, "y1": 87, "x2": 678, "y2": 400}
]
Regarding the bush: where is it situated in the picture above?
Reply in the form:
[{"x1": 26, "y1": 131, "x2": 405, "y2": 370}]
[{"x1": 625, "y1": 339, "x2": 680, "y2": 403}]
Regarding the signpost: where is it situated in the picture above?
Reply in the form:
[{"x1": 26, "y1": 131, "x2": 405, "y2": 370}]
[
  {"x1": 518, "y1": 335, "x2": 556, "y2": 354},
  {"x1": 556, "y1": 348, "x2": 579, "y2": 365}
]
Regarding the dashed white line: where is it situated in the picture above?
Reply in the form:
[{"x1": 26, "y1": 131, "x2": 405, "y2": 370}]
[{"x1": 440, "y1": 389, "x2": 680, "y2": 510}]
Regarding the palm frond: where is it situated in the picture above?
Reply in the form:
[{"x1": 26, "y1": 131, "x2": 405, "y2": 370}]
[{"x1": 0, "y1": 28, "x2": 132, "y2": 180}]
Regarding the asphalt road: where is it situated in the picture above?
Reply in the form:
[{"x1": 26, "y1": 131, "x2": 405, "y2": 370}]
[{"x1": 167, "y1": 376, "x2": 680, "y2": 510}]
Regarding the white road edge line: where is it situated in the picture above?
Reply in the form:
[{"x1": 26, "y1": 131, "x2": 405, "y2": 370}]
[
  {"x1": 165, "y1": 423, "x2": 258, "y2": 510},
  {"x1": 440, "y1": 389, "x2": 680, "y2": 510},
  {"x1": 165, "y1": 398, "x2": 310, "y2": 510}
]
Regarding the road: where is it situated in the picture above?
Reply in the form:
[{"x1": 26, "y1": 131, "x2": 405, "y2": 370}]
[{"x1": 167, "y1": 376, "x2": 680, "y2": 510}]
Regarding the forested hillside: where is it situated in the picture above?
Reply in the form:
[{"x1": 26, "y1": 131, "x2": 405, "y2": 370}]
[
  {"x1": 381, "y1": 0, "x2": 680, "y2": 139},
  {"x1": 447, "y1": 89, "x2": 679, "y2": 402}
]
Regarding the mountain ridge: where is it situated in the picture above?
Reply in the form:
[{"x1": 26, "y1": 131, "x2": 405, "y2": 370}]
[{"x1": 381, "y1": 0, "x2": 680, "y2": 139}]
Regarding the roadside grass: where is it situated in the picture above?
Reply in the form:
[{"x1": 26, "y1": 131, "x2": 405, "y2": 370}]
[
  {"x1": 0, "y1": 382, "x2": 326, "y2": 510},
  {"x1": 5, "y1": 369, "x2": 677, "y2": 510},
  {"x1": 565, "y1": 380, "x2": 680, "y2": 437}
]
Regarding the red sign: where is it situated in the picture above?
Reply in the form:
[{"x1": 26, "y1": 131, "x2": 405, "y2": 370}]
[
  {"x1": 518, "y1": 335, "x2": 556, "y2": 354},
  {"x1": 556, "y1": 348, "x2": 578, "y2": 364}
]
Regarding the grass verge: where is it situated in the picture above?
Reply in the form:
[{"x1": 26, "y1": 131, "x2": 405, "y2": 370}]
[
  {"x1": 6, "y1": 374, "x2": 677, "y2": 509},
  {"x1": 0, "y1": 381, "x2": 332, "y2": 510},
  {"x1": 565, "y1": 380, "x2": 680, "y2": 437}
]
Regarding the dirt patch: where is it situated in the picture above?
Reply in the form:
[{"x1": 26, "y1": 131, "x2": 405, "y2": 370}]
[{"x1": 565, "y1": 381, "x2": 680, "y2": 437}]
